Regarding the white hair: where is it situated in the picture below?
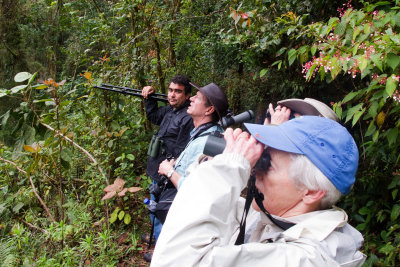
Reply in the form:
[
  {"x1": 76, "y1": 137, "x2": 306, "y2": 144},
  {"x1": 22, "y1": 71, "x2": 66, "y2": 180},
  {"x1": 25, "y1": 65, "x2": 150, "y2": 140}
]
[{"x1": 289, "y1": 154, "x2": 342, "y2": 209}]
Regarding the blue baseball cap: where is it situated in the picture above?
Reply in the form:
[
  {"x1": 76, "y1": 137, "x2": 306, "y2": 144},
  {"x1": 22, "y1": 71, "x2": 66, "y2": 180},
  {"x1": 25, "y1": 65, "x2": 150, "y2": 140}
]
[{"x1": 244, "y1": 116, "x2": 359, "y2": 195}]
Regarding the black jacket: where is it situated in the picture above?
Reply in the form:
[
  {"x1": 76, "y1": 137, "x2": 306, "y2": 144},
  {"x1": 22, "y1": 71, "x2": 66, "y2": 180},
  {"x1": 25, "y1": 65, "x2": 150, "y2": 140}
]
[{"x1": 145, "y1": 98, "x2": 194, "y2": 183}]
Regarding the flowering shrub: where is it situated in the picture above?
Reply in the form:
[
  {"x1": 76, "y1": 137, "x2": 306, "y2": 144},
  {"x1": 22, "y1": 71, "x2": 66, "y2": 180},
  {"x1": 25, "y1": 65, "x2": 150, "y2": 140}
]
[
  {"x1": 272, "y1": 2, "x2": 400, "y2": 265},
  {"x1": 276, "y1": 2, "x2": 399, "y2": 143},
  {"x1": 226, "y1": 1, "x2": 400, "y2": 265}
]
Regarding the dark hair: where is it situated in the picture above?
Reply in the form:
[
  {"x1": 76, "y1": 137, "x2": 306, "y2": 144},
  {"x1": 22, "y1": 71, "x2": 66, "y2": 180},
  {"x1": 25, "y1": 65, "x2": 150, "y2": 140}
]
[
  {"x1": 204, "y1": 97, "x2": 220, "y2": 123},
  {"x1": 170, "y1": 74, "x2": 192, "y2": 95}
]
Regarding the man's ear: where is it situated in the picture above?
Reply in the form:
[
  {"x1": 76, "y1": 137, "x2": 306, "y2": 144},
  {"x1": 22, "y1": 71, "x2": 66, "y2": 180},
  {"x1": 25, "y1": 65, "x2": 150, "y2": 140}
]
[
  {"x1": 205, "y1": 105, "x2": 215, "y2": 116},
  {"x1": 302, "y1": 190, "x2": 326, "y2": 205},
  {"x1": 185, "y1": 93, "x2": 190, "y2": 100}
]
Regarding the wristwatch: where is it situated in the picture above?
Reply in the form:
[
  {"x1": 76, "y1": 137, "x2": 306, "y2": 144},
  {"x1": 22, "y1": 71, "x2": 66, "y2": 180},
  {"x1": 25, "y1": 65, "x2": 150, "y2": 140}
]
[{"x1": 167, "y1": 169, "x2": 174, "y2": 178}]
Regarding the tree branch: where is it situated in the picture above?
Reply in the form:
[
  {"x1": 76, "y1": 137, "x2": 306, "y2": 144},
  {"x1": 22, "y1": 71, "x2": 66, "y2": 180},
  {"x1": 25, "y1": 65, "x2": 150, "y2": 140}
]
[
  {"x1": 0, "y1": 157, "x2": 56, "y2": 223},
  {"x1": 40, "y1": 122, "x2": 109, "y2": 185}
]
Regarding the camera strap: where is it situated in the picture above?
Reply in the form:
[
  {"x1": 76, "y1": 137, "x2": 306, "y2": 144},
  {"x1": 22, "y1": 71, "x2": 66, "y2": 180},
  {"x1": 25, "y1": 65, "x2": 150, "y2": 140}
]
[
  {"x1": 190, "y1": 122, "x2": 217, "y2": 142},
  {"x1": 235, "y1": 173, "x2": 295, "y2": 245}
]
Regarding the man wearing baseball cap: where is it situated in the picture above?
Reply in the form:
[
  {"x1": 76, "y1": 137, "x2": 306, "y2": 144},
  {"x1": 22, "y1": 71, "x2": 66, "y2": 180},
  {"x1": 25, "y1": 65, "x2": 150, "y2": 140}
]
[{"x1": 151, "y1": 116, "x2": 366, "y2": 266}]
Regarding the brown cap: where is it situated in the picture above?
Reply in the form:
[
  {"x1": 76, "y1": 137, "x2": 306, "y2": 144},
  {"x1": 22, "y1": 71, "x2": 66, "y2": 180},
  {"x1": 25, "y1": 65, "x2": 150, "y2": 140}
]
[
  {"x1": 277, "y1": 98, "x2": 339, "y2": 122},
  {"x1": 190, "y1": 82, "x2": 229, "y2": 120}
]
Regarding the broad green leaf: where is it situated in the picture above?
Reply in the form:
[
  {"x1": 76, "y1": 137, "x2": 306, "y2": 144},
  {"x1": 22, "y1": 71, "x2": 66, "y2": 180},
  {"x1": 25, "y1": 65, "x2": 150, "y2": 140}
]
[
  {"x1": 334, "y1": 21, "x2": 346, "y2": 36},
  {"x1": 356, "y1": 222, "x2": 367, "y2": 231},
  {"x1": 361, "y1": 67, "x2": 371, "y2": 79},
  {"x1": 386, "y1": 128, "x2": 398, "y2": 146},
  {"x1": 359, "y1": 206, "x2": 370, "y2": 215},
  {"x1": 386, "y1": 75, "x2": 397, "y2": 96},
  {"x1": 333, "y1": 103, "x2": 343, "y2": 119},
  {"x1": 330, "y1": 58, "x2": 341, "y2": 80},
  {"x1": 372, "y1": 129, "x2": 380, "y2": 142},
  {"x1": 288, "y1": 49, "x2": 297, "y2": 66},
  {"x1": 14, "y1": 72, "x2": 32, "y2": 83},
  {"x1": 13, "y1": 202, "x2": 24, "y2": 213},
  {"x1": 370, "y1": 54, "x2": 383, "y2": 72},
  {"x1": 1, "y1": 110, "x2": 10, "y2": 126},
  {"x1": 108, "y1": 140, "x2": 113, "y2": 148},
  {"x1": 33, "y1": 84, "x2": 48, "y2": 90},
  {"x1": 60, "y1": 148, "x2": 72, "y2": 162},
  {"x1": 260, "y1": 69, "x2": 268, "y2": 78},
  {"x1": 124, "y1": 213, "x2": 132, "y2": 225},
  {"x1": 298, "y1": 45, "x2": 308, "y2": 55},
  {"x1": 271, "y1": 60, "x2": 282, "y2": 67},
  {"x1": 111, "y1": 121, "x2": 120, "y2": 131},
  {"x1": 60, "y1": 100, "x2": 71, "y2": 108},
  {"x1": 276, "y1": 47, "x2": 286, "y2": 56},
  {"x1": 386, "y1": 53, "x2": 400, "y2": 71},
  {"x1": 306, "y1": 64, "x2": 317, "y2": 80},
  {"x1": 45, "y1": 101, "x2": 56, "y2": 106},
  {"x1": 118, "y1": 210, "x2": 125, "y2": 220},
  {"x1": 363, "y1": 23, "x2": 370, "y2": 35},
  {"x1": 390, "y1": 34, "x2": 400, "y2": 44},
  {"x1": 345, "y1": 103, "x2": 363, "y2": 123},
  {"x1": 352, "y1": 43, "x2": 359, "y2": 56},
  {"x1": 392, "y1": 189, "x2": 398, "y2": 200},
  {"x1": 13, "y1": 138, "x2": 25, "y2": 155},
  {"x1": 64, "y1": 89, "x2": 77, "y2": 97},
  {"x1": 23, "y1": 126, "x2": 36, "y2": 144},
  {"x1": 352, "y1": 27, "x2": 362, "y2": 41},
  {"x1": 390, "y1": 204, "x2": 400, "y2": 221},
  {"x1": 0, "y1": 89, "x2": 8, "y2": 98},
  {"x1": 365, "y1": 122, "x2": 376, "y2": 137},
  {"x1": 358, "y1": 56, "x2": 368, "y2": 72},
  {"x1": 127, "y1": 154, "x2": 135, "y2": 161},
  {"x1": 33, "y1": 98, "x2": 53, "y2": 103},
  {"x1": 367, "y1": 101, "x2": 379, "y2": 120},
  {"x1": 11, "y1": 85, "x2": 27, "y2": 93},
  {"x1": 311, "y1": 45, "x2": 316, "y2": 56},
  {"x1": 110, "y1": 211, "x2": 118, "y2": 223},
  {"x1": 27, "y1": 72, "x2": 37, "y2": 86},
  {"x1": 388, "y1": 175, "x2": 400, "y2": 189},
  {"x1": 327, "y1": 17, "x2": 339, "y2": 28},
  {"x1": 352, "y1": 108, "x2": 366, "y2": 126}
]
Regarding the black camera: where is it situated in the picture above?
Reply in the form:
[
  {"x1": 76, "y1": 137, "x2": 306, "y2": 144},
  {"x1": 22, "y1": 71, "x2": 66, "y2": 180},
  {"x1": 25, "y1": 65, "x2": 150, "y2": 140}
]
[
  {"x1": 203, "y1": 133, "x2": 226, "y2": 157},
  {"x1": 202, "y1": 133, "x2": 271, "y2": 170},
  {"x1": 202, "y1": 110, "x2": 254, "y2": 156},
  {"x1": 149, "y1": 181, "x2": 165, "y2": 197}
]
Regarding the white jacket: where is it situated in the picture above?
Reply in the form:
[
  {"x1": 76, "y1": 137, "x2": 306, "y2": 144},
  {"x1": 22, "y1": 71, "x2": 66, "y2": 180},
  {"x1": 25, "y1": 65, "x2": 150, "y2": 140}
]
[{"x1": 151, "y1": 153, "x2": 366, "y2": 267}]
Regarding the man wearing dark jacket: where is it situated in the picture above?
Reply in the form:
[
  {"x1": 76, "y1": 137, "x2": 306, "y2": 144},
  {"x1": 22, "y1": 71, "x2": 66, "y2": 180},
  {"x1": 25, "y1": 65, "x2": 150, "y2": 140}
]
[
  {"x1": 141, "y1": 74, "x2": 194, "y2": 261},
  {"x1": 142, "y1": 75, "x2": 194, "y2": 183}
]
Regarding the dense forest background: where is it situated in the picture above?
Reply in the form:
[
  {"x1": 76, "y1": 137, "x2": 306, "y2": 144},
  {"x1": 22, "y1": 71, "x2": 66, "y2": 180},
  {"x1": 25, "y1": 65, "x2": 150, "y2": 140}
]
[{"x1": 0, "y1": 0, "x2": 399, "y2": 266}]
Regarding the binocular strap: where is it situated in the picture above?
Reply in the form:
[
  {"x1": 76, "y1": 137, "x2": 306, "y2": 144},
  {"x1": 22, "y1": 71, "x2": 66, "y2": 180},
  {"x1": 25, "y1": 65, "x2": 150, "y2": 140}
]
[{"x1": 235, "y1": 173, "x2": 295, "y2": 245}]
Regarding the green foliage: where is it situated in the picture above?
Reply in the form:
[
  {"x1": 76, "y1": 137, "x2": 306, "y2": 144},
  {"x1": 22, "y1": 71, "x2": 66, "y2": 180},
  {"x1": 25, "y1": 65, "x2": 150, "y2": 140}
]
[
  {"x1": 0, "y1": 238, "x2": 19, "y2": 267},
  {"x1": 2, "y1": 0, "x2": 400, "y2": 265}
]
